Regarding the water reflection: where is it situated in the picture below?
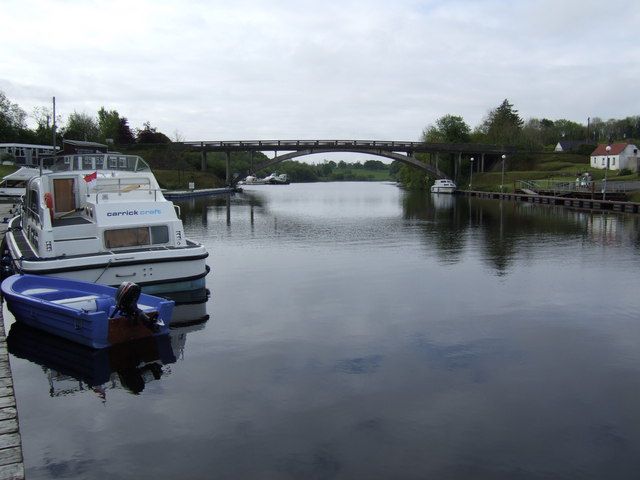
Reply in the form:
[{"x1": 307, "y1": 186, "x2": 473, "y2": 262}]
[{"x1": 7, "y1": 323, "x2": 176, "y2": 399}]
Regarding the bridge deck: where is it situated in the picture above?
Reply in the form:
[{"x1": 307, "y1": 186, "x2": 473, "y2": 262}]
[{"x1": 182, "y1": 139, "x2": 514, "y2": 155}]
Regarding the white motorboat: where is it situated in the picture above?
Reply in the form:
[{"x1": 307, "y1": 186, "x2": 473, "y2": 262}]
[
  {"x1": 0, "y1": 166, "x2": 50, "y2": 200},
  {"x1": 238, "y1": 173, "x2": 289, "y2": 185},
  {"x1": 2, "y1": 154, "x2": 210, "y2": 305},
  {"x1": 430, "y1": 179, "x2": 457, "y2": 194}
]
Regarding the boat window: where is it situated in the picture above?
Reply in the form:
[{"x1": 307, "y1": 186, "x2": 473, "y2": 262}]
[
  {"x1": 150, "y1": 225, "x2": 169, "y2": 244},
  {"x1": 82, "y1": 157, "x2": 94, "y2": 169},
  {"x1": 26, "y1": 187, "x2": 40, "y2": 222},
  {"x1": 104, "y1": 227, "x2": 150, "y2": 248},
  {"x1": 104, "y1": 225, "x2": 169, "y2": 249}
]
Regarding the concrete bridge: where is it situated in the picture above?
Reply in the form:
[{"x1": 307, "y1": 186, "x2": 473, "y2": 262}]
[{"x1": 181, "y1": 140, "x2": 516, "y2": 184}]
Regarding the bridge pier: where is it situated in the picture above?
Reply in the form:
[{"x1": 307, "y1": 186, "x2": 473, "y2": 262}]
[
  {"x1": 200, "y1": 142, "x2": 207, "y2": 171},
  {"x1": 225, "y1": 151, "x2": 231, "y2": 186}
]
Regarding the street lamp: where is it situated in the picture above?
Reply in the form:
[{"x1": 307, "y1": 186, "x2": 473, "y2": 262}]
[
  {"x1": 501, "y1": 154, "x2": 506, "y2": 193},
  {"x1": 469, "y1": 157, "x2": 474, "y2": 189},
  {"x1": 603, "y1": 144, "x2": 611, "y2": 200}
]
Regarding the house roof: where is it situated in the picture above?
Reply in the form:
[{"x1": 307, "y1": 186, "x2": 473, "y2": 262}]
[
  {"x1": 591, "y1": 143, "x2": 635, "y2": 156},
  {"x1": 557, "y1": 140, "x2": 585, "y2": 149}
]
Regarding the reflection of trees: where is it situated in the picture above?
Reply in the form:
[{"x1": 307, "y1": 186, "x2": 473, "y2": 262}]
[{"x1": 401, "y1": 192, "x2": 607, "y2": 275}]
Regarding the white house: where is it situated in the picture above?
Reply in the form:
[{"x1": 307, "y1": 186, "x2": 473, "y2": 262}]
[{"x1": 590, "y1": 143, "x2": 639, "y2": 171}]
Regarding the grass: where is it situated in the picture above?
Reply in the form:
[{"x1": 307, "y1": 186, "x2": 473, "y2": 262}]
[{"x1": 467, "y1": 152, "x2": 640, "y2": 193}]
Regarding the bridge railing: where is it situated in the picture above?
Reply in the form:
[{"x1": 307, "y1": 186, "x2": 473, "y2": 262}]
[{"x1": 181, "y1": 140, "x2": 514, "y2": 154}]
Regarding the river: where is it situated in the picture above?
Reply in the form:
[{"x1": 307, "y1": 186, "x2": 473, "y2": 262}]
[{"x1": 6, "y1": 182, "x2": 640, "y2": 479}]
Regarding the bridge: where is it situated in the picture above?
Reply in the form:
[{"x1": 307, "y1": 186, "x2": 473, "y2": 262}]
[{"x1": 181, "y1": 140, "x2": 516, "y2": 184}]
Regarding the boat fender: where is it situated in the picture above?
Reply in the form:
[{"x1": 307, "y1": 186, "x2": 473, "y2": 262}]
[{"x1": 44, "y1": 192, "x2": 54, "y2": 222}]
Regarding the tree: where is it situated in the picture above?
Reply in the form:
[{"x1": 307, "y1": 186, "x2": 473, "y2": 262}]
[
  {"x1": 117, "y1": 117, "x2": 136, "y2": 144},
  {"x1": 0, "y1": 91, "x2": 28, "y2": 142},
  {"x1": 97, "y1": 107, "x2": 121, "y2": 143},
  {"x1": 62, "y1": 111, "x2": 100, "y2": 142},
  {"x1": 136, "y1": 121, "x2": 171, "y2": 144},
  {"x1": 422, "y1": 114, "x2": 470, "y2": 143},
  {"x1": 480, "y1": 99, "x2": 524, "y2": 145}
]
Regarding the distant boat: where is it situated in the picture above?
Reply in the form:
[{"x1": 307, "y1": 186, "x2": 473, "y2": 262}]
[
  {"x1": 238, "y1": 173, "x2": 290, "y2": 185},
  {"x1": 1, "y1": 274, "x2": 173, "y2": 349},
  {"x1": 0, "y1": 166, "x2": 49, "y2": 200},
  {"x1": 430, "y1": 179, "x2": 457, "y2": 194}
]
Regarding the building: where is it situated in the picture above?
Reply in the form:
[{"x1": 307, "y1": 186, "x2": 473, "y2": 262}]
[
  {"x1": 590, "y1": 143, "x2": 639, "y2": 171},
  {"x1": 62, "y1": 139, "x2": 108, "y2": 155},
  {"x1": 554, "y1": 140, "x2": 587, "y2": 152},
  {"x1": 0, "y1": 143, "x2": 57, "y2": 166}
]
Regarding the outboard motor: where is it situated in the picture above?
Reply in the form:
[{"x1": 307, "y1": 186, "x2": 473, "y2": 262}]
[{"x1": 111, "y1": 282, "x2": 160, "y2": 332}]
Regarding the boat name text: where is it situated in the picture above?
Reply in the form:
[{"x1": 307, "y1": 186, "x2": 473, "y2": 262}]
[{"x1": 106, "y1": 209, "x2": 162, "y2": 217}]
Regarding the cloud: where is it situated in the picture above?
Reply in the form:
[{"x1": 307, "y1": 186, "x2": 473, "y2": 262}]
[{"x1": 1, "y1": 0, "x2": 638, "y2": 141}]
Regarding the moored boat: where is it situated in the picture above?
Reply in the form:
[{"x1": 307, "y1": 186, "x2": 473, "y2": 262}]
[
  {"x1": 1, "y1": 274, "x2": 173, "y2": 349},
  {"x1": 0, "y1": 166, "x2": 50, "y2": 200},
  {"x1": 1, "y1": 153, "x2": 210, "y2": 300},
  {"x1": 430, "y1": 179, "x2": 457, "y2": 194},
  {"x1": 238, "y1": 172, "x2": 289, "y2": 185}
]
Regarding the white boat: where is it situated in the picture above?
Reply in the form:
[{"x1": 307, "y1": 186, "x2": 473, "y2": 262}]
[
  {"x1": 238, "y1": 173, "x2": 289, "y2": 185},
  {"x1": 2, "y1": 154, "x2": 210, "y2": 305},
  {"x1": 430, "y1": 179, "x2": 457, "y2": 194},
  {"x1": 0, "y1": 166, "x2": 50, "y2": 200}
]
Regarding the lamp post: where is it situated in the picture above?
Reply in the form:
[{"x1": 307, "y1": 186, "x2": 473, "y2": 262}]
[
  {"x1": 602, "y1": 144, "x2": 611, "y2": 200},
  {"x1": 469, "y1": 157, "x2": 474, "y2": 189},
  {"x1": 500, "y1": 154, "x2": 506, "y2": 193}
]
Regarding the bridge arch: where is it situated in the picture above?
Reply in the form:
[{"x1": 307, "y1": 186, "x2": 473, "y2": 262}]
[{"x1": 251, "y1": 149, "x2": 448, "y2": 179}]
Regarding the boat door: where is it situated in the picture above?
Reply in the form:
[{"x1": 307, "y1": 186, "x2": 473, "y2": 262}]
[{"x1": 53, "y1": 178, "x2": 76, "y2": 214}]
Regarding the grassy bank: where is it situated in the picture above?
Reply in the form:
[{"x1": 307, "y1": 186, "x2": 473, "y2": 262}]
[{"x1": 467, "y1": 152, "x2": 640, "y2": 193}]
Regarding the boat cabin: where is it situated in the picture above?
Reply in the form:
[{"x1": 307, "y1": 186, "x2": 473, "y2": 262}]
[{"x1": 21, "y1": 154, "x2": 184, "y2": 258}]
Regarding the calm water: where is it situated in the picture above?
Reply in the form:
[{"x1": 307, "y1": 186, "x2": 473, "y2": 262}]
[{"x1": 6, "y1": 182, "x2": 640, "y2": 479}]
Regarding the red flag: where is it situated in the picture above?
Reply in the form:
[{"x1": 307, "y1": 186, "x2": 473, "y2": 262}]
[{"x1": 84, "y1": 171, "x2": 97, "y2": 189}]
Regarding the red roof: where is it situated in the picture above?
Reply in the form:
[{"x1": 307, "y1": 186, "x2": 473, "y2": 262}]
[{"x1": 591, "y1": 143, "x2": 629, "y2": 156}]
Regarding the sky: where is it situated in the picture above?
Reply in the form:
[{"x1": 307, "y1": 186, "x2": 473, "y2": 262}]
[{"x1": 1, "y1": 0, "x2": 639, "y2": 144}]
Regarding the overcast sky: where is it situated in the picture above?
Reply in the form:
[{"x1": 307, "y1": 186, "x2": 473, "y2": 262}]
[{"x1": 1, "y1": 0, "x2": 639, "y2": 143}]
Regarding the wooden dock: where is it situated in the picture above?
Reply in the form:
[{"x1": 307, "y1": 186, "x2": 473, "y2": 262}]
[
  {"x1": 460, "y1": 190, "x2": 640, "y2": 214},
  {"x1": 0, "y1": 202, "x2": 24, "y2": 480}
]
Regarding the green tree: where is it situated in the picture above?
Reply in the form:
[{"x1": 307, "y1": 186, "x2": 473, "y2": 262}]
[
  {"x1": 0, "y1": 91, "x2": 28, "y2": 142},
  {"x1": 136, "y1": 121, "x2": 171, "y2": 144},
  {"x1": 97, "y1": 107, "x2": 121, "y2": 143},
  {"x1": 480, "y1": 99, "x2": 524, "y2": 145},
  {"x1": 62, "y1": 111, "x2": 100, "y2": 141},
  {"x1": 117, "y1": 117, "x2": 136, "y2": 144},
  {"x1": 422, "y1": 114, "x2": 470, "y2": 143}
]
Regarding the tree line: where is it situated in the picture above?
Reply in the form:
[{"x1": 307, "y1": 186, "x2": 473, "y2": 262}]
[
  {"x1": 0, "y1": 91, "x2": 172, "y2": 146},
  {"x1": 422, "y1": 99, "x2": 639, "y2": 150}
]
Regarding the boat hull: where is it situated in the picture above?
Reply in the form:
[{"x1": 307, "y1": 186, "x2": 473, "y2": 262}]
[
  {"x1": 1, "y1": 274, "x2": 173, "y2": 349},
  {"x1": 430, "y1": 186, "x2": 456, "y2": 194},
  {"x1": 4, "y1": 216, "x2": 210, "y2": 302}
]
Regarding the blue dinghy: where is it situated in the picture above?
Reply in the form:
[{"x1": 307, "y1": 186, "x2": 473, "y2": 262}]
[{"x1": 1, "y1": 274, "x2": 174, "y2": 349}]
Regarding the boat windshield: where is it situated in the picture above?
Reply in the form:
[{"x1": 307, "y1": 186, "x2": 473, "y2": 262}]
[{"x1": 50, "y1": 154, "x2": 150, "y2": 172}]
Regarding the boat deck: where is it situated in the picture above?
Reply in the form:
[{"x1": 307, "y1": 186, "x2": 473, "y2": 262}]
[{"x1": 0, "y1": 204, "x2": 25, "y2": 479}]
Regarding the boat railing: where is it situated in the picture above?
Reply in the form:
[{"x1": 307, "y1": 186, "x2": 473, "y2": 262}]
[{"x1": 93, "y1": 177, "x2": 161, "y2": 202}]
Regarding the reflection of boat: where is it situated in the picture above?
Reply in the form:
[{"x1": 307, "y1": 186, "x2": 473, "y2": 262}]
[
  {"x1": 430, "y1": 179, "x2": 457, "y2": 194},
  {"x1": 7, "y1": 322, "x2": 176, "y2": 397},
  {"x1": 2, "y1": 153, "x2": 210, "y2": 299},
  {"x1": 1, "y1": 274, "x2": 173, "y2": 348},
  {"x1": 431, "y1": 192, "x2": 455, "y2": 210},
  {"x1": 238, "y1": 173, "x2": 289, "y2": 185},
  {"x1": 0, "y1": 166, "x2": 50, "y2": 200}
]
